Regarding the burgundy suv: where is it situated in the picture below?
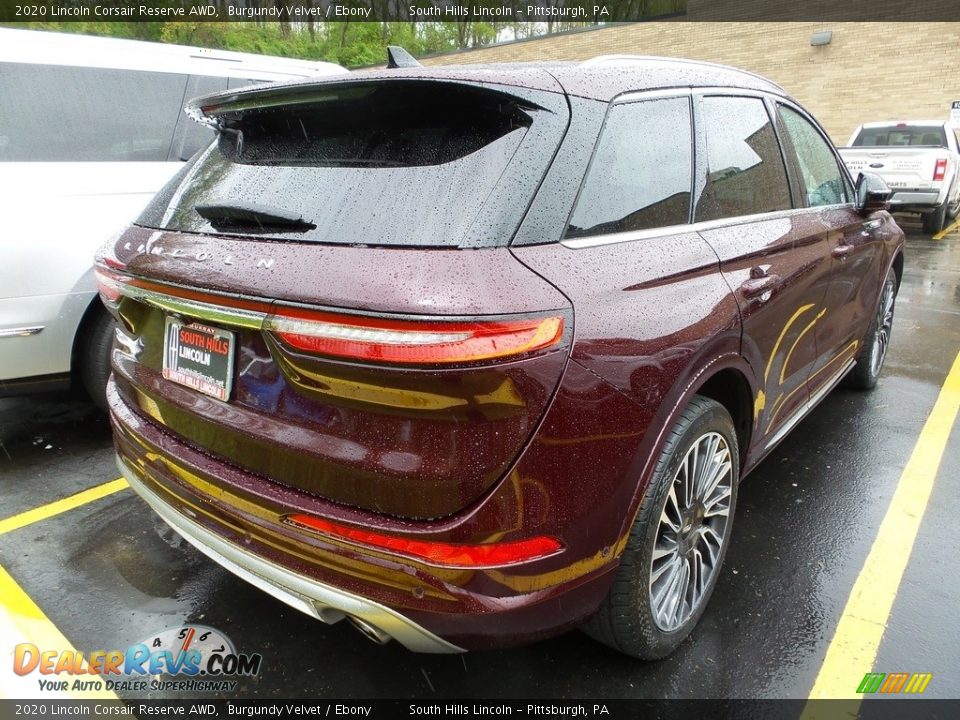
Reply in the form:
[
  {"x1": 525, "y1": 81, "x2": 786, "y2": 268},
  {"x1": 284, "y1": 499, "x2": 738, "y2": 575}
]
[{"x1": 97, "y1": 56, "x2": 904, "y2": 659}]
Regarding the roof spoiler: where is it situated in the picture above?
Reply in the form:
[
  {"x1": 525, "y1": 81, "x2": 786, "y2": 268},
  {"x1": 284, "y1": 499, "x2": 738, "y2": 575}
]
[{"x1": 386, "y1": 46, "x2": 420, "y2": 69}]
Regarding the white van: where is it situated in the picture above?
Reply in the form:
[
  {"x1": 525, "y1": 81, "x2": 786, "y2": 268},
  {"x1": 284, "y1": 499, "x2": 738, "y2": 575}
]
[{"x1": 0, "y1": 28, "x2": 345, "y2": 408}]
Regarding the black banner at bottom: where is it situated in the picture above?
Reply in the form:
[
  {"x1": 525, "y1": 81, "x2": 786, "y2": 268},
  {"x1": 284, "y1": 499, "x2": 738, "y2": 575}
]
[{"x1": 2, "y1": 700, "x2": 960, "y2": 720}]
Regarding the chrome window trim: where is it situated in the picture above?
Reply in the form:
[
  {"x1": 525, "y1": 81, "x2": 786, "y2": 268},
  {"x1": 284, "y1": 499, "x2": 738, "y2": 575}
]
[{"x1": 561, "y1": 203, "x2": 855, "y2": 249}]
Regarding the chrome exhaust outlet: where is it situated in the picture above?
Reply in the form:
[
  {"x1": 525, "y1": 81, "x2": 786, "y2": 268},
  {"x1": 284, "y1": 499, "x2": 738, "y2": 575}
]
[{"x1": 348, "y1": 615, "x2": 392, "y2": 645}]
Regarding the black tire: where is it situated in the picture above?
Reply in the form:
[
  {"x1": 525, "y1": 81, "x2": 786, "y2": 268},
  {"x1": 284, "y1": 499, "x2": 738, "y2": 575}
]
[
  {"x1": 845, "y1": 267, "x2": 897, "y2": 391},
  {"x1": 582, "y1": 395, "x2": 739, "y2": 660},
  {"x1": 78, "y1": 306, "x2": 116, "y2": 413},
  {"x1": 922, "y1": 203, "x2": 947, "y2": 234}
]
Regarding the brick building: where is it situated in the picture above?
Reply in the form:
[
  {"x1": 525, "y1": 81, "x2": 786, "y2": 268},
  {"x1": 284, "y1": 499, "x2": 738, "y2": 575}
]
[{"x1": 421, "y1": 22, "x2": 959, "y2": 145}]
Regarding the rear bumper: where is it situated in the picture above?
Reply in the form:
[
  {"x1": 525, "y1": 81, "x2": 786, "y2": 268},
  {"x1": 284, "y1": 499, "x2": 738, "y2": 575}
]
[
  {"x1": 118, "y1": 456, "x2": 462, "y2": 653},
  {"x1": 108, "y1": 377, "x2": 618, "y2": 651},
  {"x1": 888, "y1": 190, "x2": 942, "y2": 212}
]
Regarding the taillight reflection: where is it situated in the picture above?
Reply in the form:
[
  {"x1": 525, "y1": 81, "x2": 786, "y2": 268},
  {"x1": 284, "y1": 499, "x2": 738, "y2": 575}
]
[{"x1": 94, "y1": 267, "x2": 125, "y2": 303}]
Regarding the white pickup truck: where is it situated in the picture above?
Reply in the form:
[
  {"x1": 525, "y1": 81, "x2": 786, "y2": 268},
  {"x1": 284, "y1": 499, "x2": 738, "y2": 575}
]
[{"x1": 839, "y1": 120, "x2": 960, "y2": 234}]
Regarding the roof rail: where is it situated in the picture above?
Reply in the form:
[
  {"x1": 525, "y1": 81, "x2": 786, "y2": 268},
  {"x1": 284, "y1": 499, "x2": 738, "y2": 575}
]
[
  {"x1": 386, "y1": 46, "x2": 421, "y2": 69},
  {"x1": 581, "y1": 55, "x2": 786, "y2": 93}
]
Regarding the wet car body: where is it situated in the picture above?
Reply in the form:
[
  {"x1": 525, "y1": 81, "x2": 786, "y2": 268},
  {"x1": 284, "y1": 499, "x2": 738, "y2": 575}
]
[{"x1": 98, "y1": 58, "x2": 905, "y2": 654}]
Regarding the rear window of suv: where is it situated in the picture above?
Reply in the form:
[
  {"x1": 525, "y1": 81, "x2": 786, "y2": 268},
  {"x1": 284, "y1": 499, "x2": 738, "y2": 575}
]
[
  {"x1": 137, "y1": 80, "x2": 561, "y2": 248},
  {"x1": 852, "y1": 126, "x2": 948, "y2": 148}
]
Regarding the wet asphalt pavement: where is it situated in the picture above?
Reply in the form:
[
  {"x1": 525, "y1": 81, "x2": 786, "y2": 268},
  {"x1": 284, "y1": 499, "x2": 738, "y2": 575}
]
[{"x1": 1, "y1": 218, "x2": 958, "y2": 701}]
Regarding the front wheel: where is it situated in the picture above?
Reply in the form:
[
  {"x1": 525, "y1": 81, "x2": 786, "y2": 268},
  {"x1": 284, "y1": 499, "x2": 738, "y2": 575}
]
[
  {"x1": 845, "y1": 267, "x2": 897, "y2": 390},
  {"x1": 583, "y1": 395, "x2": 739, "y2": 659}
]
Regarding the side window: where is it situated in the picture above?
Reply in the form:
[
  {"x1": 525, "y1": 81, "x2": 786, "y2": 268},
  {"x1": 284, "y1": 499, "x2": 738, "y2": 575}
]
[
  {"x1": 0, "y1": 62, "x2": 188, "y2": 162},
  {"x1": 565, "y1": 97, "x2": 692, "y2": 238},
  {"x1": 778, "y1": 105, "x2": 848, "y2": 206},
  {"x1": 694, "y1": 96, "x2": 791, "y2": 222}
]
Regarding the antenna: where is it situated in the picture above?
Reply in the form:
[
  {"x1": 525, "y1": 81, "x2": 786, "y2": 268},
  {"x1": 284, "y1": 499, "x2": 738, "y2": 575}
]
[{"x1": 386, "y1": 46, "x2": 421, "y2": 69}]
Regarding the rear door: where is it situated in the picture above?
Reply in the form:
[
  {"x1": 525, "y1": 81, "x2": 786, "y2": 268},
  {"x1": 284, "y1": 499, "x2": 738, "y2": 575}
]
[{"x1": 692, "y1": 93, "x2": 832, "y2": 451}]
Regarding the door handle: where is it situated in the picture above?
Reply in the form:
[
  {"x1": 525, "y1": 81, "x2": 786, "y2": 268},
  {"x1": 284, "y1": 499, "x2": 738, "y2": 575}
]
[
  {"x1": 740, "y1": 274, "x2": 781, "y2": 298},
  {"x1": 832, "y1": 244, "x2": 854, "y2": 259}
]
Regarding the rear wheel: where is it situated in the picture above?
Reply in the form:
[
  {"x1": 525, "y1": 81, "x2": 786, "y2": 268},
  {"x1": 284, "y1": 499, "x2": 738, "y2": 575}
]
[
  {"x1": 78, "y1": 306, "x2": 115, "y2": 413},
  {"x1": 583, "y1": 395, "x2": 738, "y2": 659},
  {"x1": 845, "y1": 267, "x2": 897, "y2": 390},
  {"x1": 922, "y1": 203, "x2": 947, "y2": 234}
]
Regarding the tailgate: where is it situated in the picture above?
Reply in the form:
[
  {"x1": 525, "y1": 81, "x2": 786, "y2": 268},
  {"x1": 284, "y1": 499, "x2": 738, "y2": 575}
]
[
  {"x1": 840, "y1": 147, "x2": 948, "y2": 189},
  {"x1": 98, "y1": 76, "x2": 574, "y2": 519}
]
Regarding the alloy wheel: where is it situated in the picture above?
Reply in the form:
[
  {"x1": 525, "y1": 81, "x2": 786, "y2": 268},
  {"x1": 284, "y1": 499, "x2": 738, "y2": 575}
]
[
  {"x1": 869, "y1": 277, "x2": 896, "y2": 378},
  {"x1": 649, "y1": 431, "x2": 734, "y2": 632}
]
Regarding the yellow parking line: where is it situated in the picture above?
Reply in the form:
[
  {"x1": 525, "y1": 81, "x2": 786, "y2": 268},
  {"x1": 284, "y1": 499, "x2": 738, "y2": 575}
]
[
  {"x1": 932, "y1": 218, "x2": 960, "y2": 240},
  {"x1": 0, "y1": 478, "x2": 129, "y2": 536},
  {"x1": 805, "y1": 349, "x2": 960, "y2": 704},
  {"x1": 0, "y1": 565, "x2": 119, "y2": 700}
]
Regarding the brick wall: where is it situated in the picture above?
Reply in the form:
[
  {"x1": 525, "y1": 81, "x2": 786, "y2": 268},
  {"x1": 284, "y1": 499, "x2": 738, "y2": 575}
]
[{"x1": 419, "y1": 22, "x2": 960, "y2": 145}]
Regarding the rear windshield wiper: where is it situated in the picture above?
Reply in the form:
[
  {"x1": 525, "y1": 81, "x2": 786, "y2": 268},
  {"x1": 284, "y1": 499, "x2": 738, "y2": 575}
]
[{"x1": 195, "y1": 202, "x2": 316, "y2": 232}]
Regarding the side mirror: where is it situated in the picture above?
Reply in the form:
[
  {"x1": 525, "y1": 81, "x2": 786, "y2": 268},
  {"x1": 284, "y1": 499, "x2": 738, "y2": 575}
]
[{"x1": 855, "y1": 172, "x2": 892, "y2": 214}]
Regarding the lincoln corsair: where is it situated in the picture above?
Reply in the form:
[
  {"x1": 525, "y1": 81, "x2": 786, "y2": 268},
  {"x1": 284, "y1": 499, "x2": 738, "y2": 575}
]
[{"x1": 97, "y1": 55, "x2": 903, "y2": 658}]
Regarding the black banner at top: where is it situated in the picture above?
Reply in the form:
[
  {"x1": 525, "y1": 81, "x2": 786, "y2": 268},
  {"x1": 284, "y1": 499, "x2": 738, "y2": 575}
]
[{"x1": 0, "y1": 0, "x2": 957, "y2": 22}]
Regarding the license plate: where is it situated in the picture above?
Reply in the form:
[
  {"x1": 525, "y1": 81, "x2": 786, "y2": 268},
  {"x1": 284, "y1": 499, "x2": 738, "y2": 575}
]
[{"x1": 162, "y1": 317, "x2": 235, "y2": 401}]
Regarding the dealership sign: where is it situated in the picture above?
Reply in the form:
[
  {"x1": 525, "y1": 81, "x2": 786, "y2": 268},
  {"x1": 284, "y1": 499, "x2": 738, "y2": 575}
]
[{"x1": 951, "y1": 101, "x2": 960, "y2": 127}]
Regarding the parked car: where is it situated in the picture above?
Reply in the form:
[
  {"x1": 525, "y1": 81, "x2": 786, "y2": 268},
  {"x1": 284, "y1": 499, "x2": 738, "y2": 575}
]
[
  {"x1": 97, "y1": 55, "x2": 904, "y2": 658},
  {"x1": 839, "y1": 120, "x2": 960, "y2": 234},
  {"x1": 0, "y1": 28, "x2": 345, "y2": 410}
]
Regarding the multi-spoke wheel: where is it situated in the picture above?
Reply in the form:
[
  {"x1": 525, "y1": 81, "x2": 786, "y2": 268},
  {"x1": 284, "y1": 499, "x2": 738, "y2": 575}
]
[
  {"x1": 583, "y1": 395, "x2": 739, "y2": 659},
  {"x1": 846, "y1": 266, "x2": 897, "y2": 391},
  {"x1": 650, "y1": 431, "x2": 733, "y2": 632}
]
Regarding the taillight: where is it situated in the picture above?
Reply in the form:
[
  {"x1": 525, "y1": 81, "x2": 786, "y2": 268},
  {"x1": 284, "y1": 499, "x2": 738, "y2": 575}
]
[
  {"x1": 934, "y1": 158, "x2": 947, "y2": 182},
  {"x1": 285, "y1": 513, "x2": 562, "y2": 568},
  {"x1": 265, "y1": 309, "x2": 564, "y2": 365},
  {"x1": 94, "y1": 267, "x2": 125, "y2": 303},
  {"x1": 89, "y1": 269, "x2": 565, "y2": 364}
]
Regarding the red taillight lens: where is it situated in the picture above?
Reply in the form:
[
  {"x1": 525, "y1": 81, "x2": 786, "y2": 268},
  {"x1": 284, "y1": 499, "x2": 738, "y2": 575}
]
[
  {"x1": 285, "y1": 513, "x2": 562, "y2": 568},
  {"x1": 94, "y1": 267, "x2": 125, "y2": 303},
  {"x1": 265, "y1": 310, "x2": 564, "y2": 365},
  {"x1": 934, "y1": 158, "x2": 947, "y2": 182}
]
